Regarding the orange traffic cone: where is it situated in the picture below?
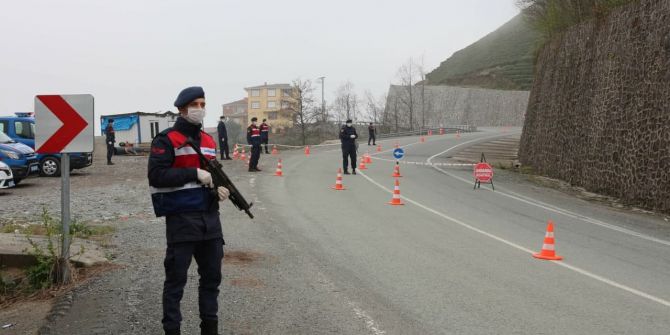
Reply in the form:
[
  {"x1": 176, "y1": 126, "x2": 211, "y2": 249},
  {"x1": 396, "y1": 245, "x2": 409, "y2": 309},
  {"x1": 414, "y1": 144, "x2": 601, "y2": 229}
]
[
  {"x1": 376, "y1": 144, "x2": 382, "y2": 152},
  {"x1": 533, "y1": 221, "x2": 563, "y2": 261},
  {"x1": 275, "y1": 159, "x2": 283, "y2": 176},
  {"x1": 271, "y1": 145, "x2": 278, "y2": 155},
  {"x1": 420, "y1": 136, "x2": 426, "y2": 143},
  {"x1": 388, "y1": 179, "x2": 404, "y2": 205},
  {"x1": 365, "y1": 153, "x2": 372, "y2": 164},
  {"x1": 428, "y1": 129, "x2": 433, "y2": 136},
  {"x1": 305, "y1": 146, "x2": 310, "y2": 156},
  {"x1": 331, "y1": 168, "x2": 346, "y2": 190},
  {"x1": 391, "y1": 163, "x2": 402, "y2": 177},
  {"x1": 232, "y1": 147, "x2": 239, "y2": 160},
  {"x1": 240, "y1": 148, "x2": 247, "y2": 161},
  {"x1": 358, "y1": 157, "x2": 367, "y2": 170},
  {"x1": 439, "y1": 128, "x2": 444, "y2": 135}
]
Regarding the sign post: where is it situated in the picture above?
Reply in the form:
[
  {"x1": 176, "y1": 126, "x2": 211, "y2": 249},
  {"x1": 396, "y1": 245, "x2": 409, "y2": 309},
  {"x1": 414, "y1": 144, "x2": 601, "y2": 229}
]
[{"x1": 35, "y1": 94, "x2": 94, "y2": 284}]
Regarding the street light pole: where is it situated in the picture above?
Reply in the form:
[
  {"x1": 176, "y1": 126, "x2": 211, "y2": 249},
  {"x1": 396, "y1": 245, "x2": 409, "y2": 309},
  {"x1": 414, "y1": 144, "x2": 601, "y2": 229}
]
[{"x1": 318, "y1": 76, "x2": 325, "y2": 122}]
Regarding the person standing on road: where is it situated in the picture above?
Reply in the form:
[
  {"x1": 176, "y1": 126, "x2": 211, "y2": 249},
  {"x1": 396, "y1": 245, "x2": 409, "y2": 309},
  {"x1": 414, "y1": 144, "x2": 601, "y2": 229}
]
[
  {"x1": 367, "y1": 122, "x2": 376, "y2": 146},
  {"x1": 260, "y1": 118, "x2": 270, "y2": 154},
  {"x1": 217, "y1": 116, "x2": 231, "y2": 160},
  {"x1": 105, "y1": 119, "x2": 115, "y2": 165},
  {"x1": 247, "y1": 117, "x2": 262, "y2": 172},
  {"x1": 340, "y1": 119, "x2": 358, "y2": 175},
  {"x1": 148, "y1": 86, "x2": 229, "y2": 335}
]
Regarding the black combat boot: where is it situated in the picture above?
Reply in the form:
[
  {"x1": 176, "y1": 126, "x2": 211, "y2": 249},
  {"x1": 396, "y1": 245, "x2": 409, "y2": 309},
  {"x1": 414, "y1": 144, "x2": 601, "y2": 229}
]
[
  {"x1": 352, "y1": 168, "x2": 357, "y2": 175},
  {"x1": 164, "y1": 328, "x2": 180, "y2": 335},
  {"x1": 200, "y1": 319, "x2": 219, "y2": 335}
]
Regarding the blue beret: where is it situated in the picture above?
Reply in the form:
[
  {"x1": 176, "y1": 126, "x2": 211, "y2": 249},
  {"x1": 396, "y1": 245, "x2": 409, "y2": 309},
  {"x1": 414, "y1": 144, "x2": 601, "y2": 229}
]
[{"x1": 174, "y1": 86, "x2": 205, "y2": 108}]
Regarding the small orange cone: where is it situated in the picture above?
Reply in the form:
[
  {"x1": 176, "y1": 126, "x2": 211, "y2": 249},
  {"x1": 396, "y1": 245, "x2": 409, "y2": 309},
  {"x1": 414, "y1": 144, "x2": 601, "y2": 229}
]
[
  {"x1": 232, "y1": 146, "x2": 239, "y2": 160},
  {"x1": 271, "y1": 145, "x2": 278, "y2": 155},
  {"x1": 533, "y1": 221, "x2": 563, "y2": 261},
  {"x1": 388, "y1": 179, "x2": 404, "y2": 205},
  {"x1": 358, "y1": 157, "x2": 367, "y2": 170},
  {"x1": 331, "y1": 168, "x2": 346, "y2": 190},
  {"x1": 305, "y1": 146, "x2": 310, "y2": 156},
  {"x1": 275, "y1": 159, "x2": 283, "y2": 176},
  {"x1": 439, "y1": 128, "x2": 445, "y2": 135},
  {"x1": 376, "y1": 144, "x2": 382, "y2": 152},
  {"x1": 365, "y1": 153, "x2": 372, "y2": 164},
  {"x1": 420, "y1": 136, "x2": 426, "y2": 143},
  {"x1": 391, "y1": 163, "x2": 402, "y2": 177},
  {"x1": 428, "y1": 129, "x2": 433, "y2": 136},
  {"x1": 240, "y1": 148, "x2": 247, "y2": 161}
]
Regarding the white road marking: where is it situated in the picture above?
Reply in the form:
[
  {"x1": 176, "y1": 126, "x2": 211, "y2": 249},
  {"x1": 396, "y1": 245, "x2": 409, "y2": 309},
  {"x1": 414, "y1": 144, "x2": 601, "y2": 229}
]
[
  {"x1": 358, "y1": 171, "x2": 670, "y2": 308},
  {"x1": 425, "y1": 138, "x2": 670, "y2": 247}
]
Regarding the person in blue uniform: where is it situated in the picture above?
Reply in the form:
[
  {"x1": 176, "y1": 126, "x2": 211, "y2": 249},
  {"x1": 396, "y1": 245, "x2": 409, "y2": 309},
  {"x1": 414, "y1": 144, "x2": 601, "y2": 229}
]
[
  {"x1": 340, "y1": 119, "x2": 358, "y2": 175},
  {"x1": 247, "y1": 117, "x2": 262, "y2": 172},
  {"x1": 217, "y1": 116, "x2": 231, "y2": 160},
  {"x1": 148, "y1": 86, "x2": 229, "y2": 335}
]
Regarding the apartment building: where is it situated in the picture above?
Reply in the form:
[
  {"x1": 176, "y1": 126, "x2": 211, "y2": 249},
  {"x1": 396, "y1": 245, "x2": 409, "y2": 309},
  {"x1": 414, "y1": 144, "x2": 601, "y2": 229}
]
[{"x1": 244, "y1": 83, "x2": 297, "y2": 133}]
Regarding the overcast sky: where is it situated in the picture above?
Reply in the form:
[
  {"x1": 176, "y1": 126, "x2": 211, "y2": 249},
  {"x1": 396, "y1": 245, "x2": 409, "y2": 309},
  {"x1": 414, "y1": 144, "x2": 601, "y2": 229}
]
[{"x1": 0, "y1": 0, "x2": 519, "y2": 132}]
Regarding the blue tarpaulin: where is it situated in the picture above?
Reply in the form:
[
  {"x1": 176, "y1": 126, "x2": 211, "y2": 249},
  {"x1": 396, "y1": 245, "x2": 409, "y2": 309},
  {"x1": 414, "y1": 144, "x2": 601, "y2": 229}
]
[{"x1": 101, "y1": 115, "x2": 138, "y2": 133}]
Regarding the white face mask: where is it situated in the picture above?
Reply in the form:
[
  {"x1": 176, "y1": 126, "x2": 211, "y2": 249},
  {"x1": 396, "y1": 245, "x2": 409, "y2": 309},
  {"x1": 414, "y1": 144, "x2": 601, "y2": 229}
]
[
  {"x1": 185, "y1": 108, "x2": 206, "y2": 125},
  {"x1": 346, "y1": 123, "x2": 352, "y2": 127}
]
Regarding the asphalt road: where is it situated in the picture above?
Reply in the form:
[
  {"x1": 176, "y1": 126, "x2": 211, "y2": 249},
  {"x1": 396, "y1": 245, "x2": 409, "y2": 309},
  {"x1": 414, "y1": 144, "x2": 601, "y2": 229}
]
[
  {"x1": 35, "y1": 128, "x2": 670, "y2": 335},
  {"x1": 220, "y1": 128, "x2": 670, "y2": 334}
]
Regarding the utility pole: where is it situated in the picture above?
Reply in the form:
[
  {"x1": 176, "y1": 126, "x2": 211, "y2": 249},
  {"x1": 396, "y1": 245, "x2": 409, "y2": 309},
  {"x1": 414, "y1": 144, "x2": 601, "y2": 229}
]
[{"x1": 318, "y1": 76, "x2": 325, "y2": 122}]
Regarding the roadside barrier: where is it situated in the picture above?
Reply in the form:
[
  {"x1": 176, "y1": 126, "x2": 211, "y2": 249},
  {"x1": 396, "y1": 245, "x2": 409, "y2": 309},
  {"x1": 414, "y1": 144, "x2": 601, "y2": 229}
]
[{"x1": 533, "y1": 221, "x2": 563, "y2": 261}]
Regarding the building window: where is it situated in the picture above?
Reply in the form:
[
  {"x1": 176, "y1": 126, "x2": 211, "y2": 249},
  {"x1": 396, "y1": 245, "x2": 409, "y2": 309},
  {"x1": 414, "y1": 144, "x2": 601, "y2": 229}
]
[
  {"x1": 251, "y1": 102, "x2": 260, "y2": 109},
  {"x1": 237, "y1": 107, "x2": 246, "y2": 114},
  {"x1": 267, "y1": 112, "x2": 278, "y2": 120},
  {"x1": 150, "y1": 121, "x2": 159, "y2": 139},
  {"x1": 282, "y1": 89, "x2": 292, "y2": 97},
  {"x1": 267, "y1": 89, "x2": 276, "y2": 97},
  {"x1": 251, "y1": 89, "x2": 260, "y2": 97},
  {"x1": 281, "y1": 101, "x2": 290, "y2": 109},
  {"x1": 267, "y1": 101, "x2": 276, "y2": 109}
]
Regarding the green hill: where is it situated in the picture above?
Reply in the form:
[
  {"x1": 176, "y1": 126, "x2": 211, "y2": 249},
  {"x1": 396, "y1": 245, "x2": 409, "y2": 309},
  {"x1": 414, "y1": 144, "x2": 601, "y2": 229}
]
[{"x1": 426, "y1": 14, "x2": 539, "y2": 90}]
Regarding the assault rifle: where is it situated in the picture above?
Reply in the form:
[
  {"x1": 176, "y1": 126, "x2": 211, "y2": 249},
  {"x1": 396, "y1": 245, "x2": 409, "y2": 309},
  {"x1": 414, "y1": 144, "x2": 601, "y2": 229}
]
[{"x1": 179, "y1": 138, "x2": 254, "y2": 219}]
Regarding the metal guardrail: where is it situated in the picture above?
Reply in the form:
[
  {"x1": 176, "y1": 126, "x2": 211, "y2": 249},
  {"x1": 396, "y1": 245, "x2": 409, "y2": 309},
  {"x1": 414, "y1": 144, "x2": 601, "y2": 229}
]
[{"x1": 376, "y1": 125, "x2": 476, "y2": 139}]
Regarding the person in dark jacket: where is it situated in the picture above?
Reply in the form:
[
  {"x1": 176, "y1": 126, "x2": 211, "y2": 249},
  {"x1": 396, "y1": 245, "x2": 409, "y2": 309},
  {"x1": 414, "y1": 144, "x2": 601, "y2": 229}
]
[
  {"x1": 367, "y1": 122, "x2": 376, "y2": 146},
  {"x1": 247, "y1": 117, "x2": 262, "y2": 172},
  {"x1": 105, "y1": 119, "x2": 115, "y2": 165},
  {"x1": 148, "y1": 86, "x2": 229, "y2": 335},
  {"x1": 340, "y1": 119, "x2": 358, "y2": 174},
  {"x1": 217, "y1": 116, "x2": 231, "y2": 160},
  {"x1": 260, "y1": 119, "x2": 270, "y2": 154}
]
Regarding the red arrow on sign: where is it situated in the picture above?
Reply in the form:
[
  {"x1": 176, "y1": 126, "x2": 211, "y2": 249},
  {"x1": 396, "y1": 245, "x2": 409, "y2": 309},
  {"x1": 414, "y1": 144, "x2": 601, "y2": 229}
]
[{"x1": 36, "y1": 95, "x2": 88, "y2": 154}]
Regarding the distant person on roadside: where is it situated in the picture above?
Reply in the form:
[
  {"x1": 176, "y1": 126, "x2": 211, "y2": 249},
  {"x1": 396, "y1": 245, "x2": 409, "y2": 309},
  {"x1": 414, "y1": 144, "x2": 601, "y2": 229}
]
[
  {"x1": 247, "y1": 117, "x2": 262, "y2": 172},
  {"x1": 217, "y1": 115, "x2": 231, "y2": 160},
  {"x1": 368, "y1": 122, "x2": 376, "y2": 146},
  {"x1": 148, "y1": 86, "x2": 229, "y2": 335},
  {"x1": 340, "y1": 119, "x2": 358, "y2": 175},
  {"x1": 105, "y1": 119, "x2": 115, "y2": 165},
  {"x1": 260, "y1": 118, "x2": 270, "y2": 154}
]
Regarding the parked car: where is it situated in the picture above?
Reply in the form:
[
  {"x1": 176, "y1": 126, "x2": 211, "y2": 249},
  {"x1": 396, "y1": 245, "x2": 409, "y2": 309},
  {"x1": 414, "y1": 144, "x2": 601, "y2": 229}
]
[
  {"x1": 0, "y1": 161, "x2": 14, "y2": 188},
  {"x1": 0, "y1": 113, "x2": 93, "y2": 177},
  {"x1": 0, "y1": 130, "x2": 39, "y2": 185}
]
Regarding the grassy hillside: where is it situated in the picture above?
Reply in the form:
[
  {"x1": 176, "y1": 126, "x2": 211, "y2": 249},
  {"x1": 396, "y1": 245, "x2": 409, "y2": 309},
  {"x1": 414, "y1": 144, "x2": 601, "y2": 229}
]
[{"x1": 426, "y1": 14, "x2": 539, "y2": 90}]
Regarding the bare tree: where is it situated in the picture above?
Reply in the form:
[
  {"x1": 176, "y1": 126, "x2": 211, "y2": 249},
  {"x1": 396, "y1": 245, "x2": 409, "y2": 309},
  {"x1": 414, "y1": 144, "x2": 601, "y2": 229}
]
[
  {"x1": 395, "y1": 57, "x2": 422, "y2": 130},
  {"x1": 290, "y1": 78, "x2": 316, "y2": 145},
  {"x1": 363, "y1": 90, "x2": 384, "y2": 124},
  {"x1": 334, "y1": 81, "x2": 359, "y2": 123}
]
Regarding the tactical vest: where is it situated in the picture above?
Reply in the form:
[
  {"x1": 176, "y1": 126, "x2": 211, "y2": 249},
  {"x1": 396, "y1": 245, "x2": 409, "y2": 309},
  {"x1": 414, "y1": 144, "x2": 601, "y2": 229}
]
[
  {"x1": 250, "y1": 125, "x2": 261, "y2": 137},
  {"x1": 150, "y1": 130, "x2": 218, "y2": 217}
]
